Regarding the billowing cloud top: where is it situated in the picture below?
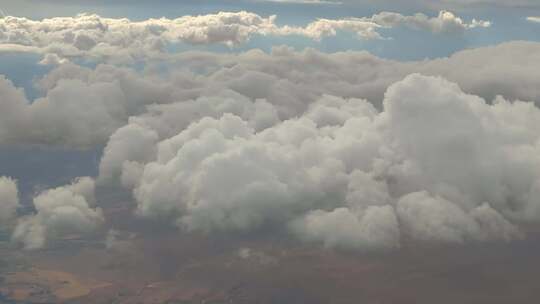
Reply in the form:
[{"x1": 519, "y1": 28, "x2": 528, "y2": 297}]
[
  {"x1": 12, "y1": 177, "x2": 103, "y2": 249},
  {"x1": 96, "y1": 72, "x2": 535, "y2": 251}
]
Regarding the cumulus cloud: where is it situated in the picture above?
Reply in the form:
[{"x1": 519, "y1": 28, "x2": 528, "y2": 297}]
[
  {"x1": 0, "y1": 64, "x2": 173, "y2": 148},
  {"x1": 295, "y1": 10, "x2": 491, "y2": 42},
  {"x1": 396, "y1": 191, "x2": 521, "y2": 243},
  {"x1": 0, "y1": 176, "x2": 20, "y2": 224},
  {"x1": 12, "y1": 177, "x2": 103, "y2": 250},
  {"x1": 290, "y1": 206, "x2": 400, "y2": 250},
  {"x1": 371, "y1": 10, "x2": 490, "y2": 34},
  {"x1": 1, "y1": 41, "x2": 539, "y2": 149},
  {"x1": 0, "y1": 10, "x2": 489, "y2": 61},
  {"x1": 383, "y1": 74, "x2": 540, "y2": 222},
  {"x1": 93, "y1": 72, "x2": 540, "y2": 250},
  {"x1": 1, "y1": 37, "x2": 539, "y2": 251}
]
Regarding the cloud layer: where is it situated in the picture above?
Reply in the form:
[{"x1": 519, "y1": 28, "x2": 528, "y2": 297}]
[
  {"x1": 0, "y1": 10, "x2": 489, "y2": 62},
  {"x1": 1, "y1": 41, "x2": 538, "y2": 149},
  {"x1": 1, "y1": 36, "x2": 539, "y2": 251}
]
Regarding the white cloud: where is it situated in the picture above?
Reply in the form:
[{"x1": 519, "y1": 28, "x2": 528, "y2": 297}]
[
  {"x1": 383, "y1": 74, "x2": 540, "y2": 222},
  {"x1": 0, "y1": 176, "x2": 19, "y2": 224},
  {"x1": 0, "y1": 64, "x2": 173, "y2": 148},
  {"x1": 0, "y1": 10, "x2": 489, "y2": 61},
  {"x1": 12, "y1": 177, "x2": 103, "y2": 250},
  {"x1": 1, "y1": 41, "x2": 540, "y2": 149},
  {"x1": 0, "y1": 39, "x2": 539, "y2": 250},
  {"x1": 290, "y1": 205, "x2": 400, "y2": 250},
  {"x1": 396, "y1": 191, "x2": 521, "y2": 243},
  {"x1": 371, "y1": 10, "x2": 491, "y2": 34},
  {"x1": 95, "y1": 73, "x2": 540, "y2": 250},
  {"x1": 527, "y1": 17, "x2": 540, "y2": 23}
]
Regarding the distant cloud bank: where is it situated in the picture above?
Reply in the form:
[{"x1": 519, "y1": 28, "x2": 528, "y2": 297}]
[{"x1": 0, "y1": 11, "x2": 489, "y2": 62}]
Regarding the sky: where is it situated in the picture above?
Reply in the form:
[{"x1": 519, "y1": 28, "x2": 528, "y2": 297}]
[{"x1": 1, "y1": 0, "x2": 540, "y2": 252}]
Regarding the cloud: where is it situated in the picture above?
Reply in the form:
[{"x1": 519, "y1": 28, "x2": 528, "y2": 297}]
[
  {"x1": 261, "y1": 0, "x2": 342, "y2": 4},
  {"x1": 290, "y1": 205, "x2": 400, "y2": 250},
  {"x1": 0, "y1": 40, "x2": 538, "y2": 251},
  {"x1": 0, "y1": 10, "x2": 489, "y2": 61},
  {"x1": 396, "y1": 191, "x2": 522, "y2": 243},
  {"x1": 0, "y1": 64, "x2": 173, "y2": 148},
  {"x1": 98, "y1": 123, "x2": 159, "y2": 186},
  {"x1": 383, "y1": 74, "x2": 540, "y2": 222},
  {"x1": 12, "y1": 177, "x2": 103, "y2": 250},
  {"x1": 93, "y1": 72, "x2": 540, "y2": 250},
  {"x1": 527, "y1": 17, "x2": 540, "y2": 23},
  {"x1": 371, "y1": 10, "x2": 491, "y2": 34},
  {"x1": 1, "y1": 41, "x2": 539, "y2": 149},
  {"x1": 0, "y1": 40, "x2": 539, "y2": 251},
  {"x1": 0, "y1": 176, "x2": 20, "y2": 224}
]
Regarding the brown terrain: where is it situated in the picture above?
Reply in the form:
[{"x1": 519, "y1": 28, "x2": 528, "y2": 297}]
[{"x1": 1, "y1": 203, "x2": 540, "y2": 304}]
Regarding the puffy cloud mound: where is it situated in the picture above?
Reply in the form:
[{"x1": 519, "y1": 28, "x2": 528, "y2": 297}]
[
  {"x1": 96, "y1": 73, "x2": 539, "y2": 250},
  {"x1": 383, "y1": 74, "x2": 540, "y2": 221},
  {"x1": 12, "y1": 177, "x2": 103, "y2": 250},
  {"x1": 396, "y1": 191, "x2": 522, "y2": 243},
  {"x1": 290, "y1": 206, "x2": 400, "y2": 250},
  {"x1": 0, "y1": 64, "x2": 172, "y2": 148},
  {"x1": 0, "y1": 10, "x2": 488, "y2": 61},
  {"x1": 0, "y1": 176, "x2": 20, "y2": 223}
]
